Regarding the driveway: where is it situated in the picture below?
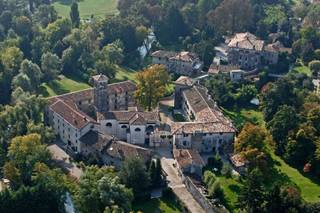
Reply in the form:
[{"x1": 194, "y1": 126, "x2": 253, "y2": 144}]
[
  {"x1": 160, "y1": 152, "x2": 206, "y2": 213},
  {"x1": 48, "y1": 143, "x2": 83, "y2": 180}
]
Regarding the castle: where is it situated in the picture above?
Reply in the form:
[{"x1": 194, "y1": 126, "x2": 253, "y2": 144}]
[{"x1": 46, "y1": 74, "x2": 235, "y2": 160}]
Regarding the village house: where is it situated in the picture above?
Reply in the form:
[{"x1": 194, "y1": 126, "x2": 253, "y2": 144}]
[
  {"x1": 79, "y1": 130, "x2": 153, "y2": 168},
  {"x1": 151, "y1": 50, "x2": 203, "y2": 76},
  {"x1": 173, "y1": 149, "x2": 205, "y2": 178},
  {"x1": 172, "y1": 76, "x2": 236, "y2": 154},
  {"x1": 225, "y1": 32, "x2": 291, "y2": 70}
]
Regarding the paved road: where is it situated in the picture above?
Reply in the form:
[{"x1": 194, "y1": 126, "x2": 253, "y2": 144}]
[
  {"x1": 160, "y1": 156, "x2": 206, "y2": 213},
  {"x1": 48, "y1": 144, "x2": 83, "y2": 179}
]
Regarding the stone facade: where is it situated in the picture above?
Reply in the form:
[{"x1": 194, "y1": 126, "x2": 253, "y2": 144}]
[
  {"x1": 226, "y1": 32, "x2": 281, "y2": 70},
  {"x1": 172, "y1": 76, "x2": 236, "y2": 154},
  {"x1": 151, "y1": 50, "x2": 203, "y2": 76},
  {"x1": 46, "y1": 74, "x2": 155, "y2": 155}
]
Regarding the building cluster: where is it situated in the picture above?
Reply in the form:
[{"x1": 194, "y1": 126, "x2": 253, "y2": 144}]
[
  {"x1": 46, "y1": 73, "x2": 236, "y2": 176},
  {"x1": 224, "y1": 32, "x2": 291, "y2": 70},
  {"x1": 151, "y1": 50, "x2": 203, "y2": 76}
]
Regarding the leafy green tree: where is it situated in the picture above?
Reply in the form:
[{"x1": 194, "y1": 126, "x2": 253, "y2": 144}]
[
  {"x1": 149, "y1": 158, "x2": 162, "y2": 187},
  {"x1": 41, "y1": 52, "x2": 61, "y2": 81},
  {"x1": 18, "y1": 59, "x2": 43, "y2": 91},
  {"x1": 70, "y1": 1, "x2": 80, "y2": 28},
  {"x1": 238, "y1": 168, "x2": 266, "y2": 212},
  {"x1": 207, "y1": 0, "x2": 253, "y2": 34},
  {"x1": 34, "y1": 5, "x2": 57, "y2": 27},
  {"x1": 235, "y1": 84, "x2": 258, "y2": 107},
  {"x1": 74, "y1": 166, "x2": 133, "y2": 213},
  {"x1": 102, "y1": 41, "x2": 124, "y2": 65},
  {"x1": 135, "y1": 65, "x2": 170, "y2": 111},
  {"x1": 261, "y1": 77, "x2": 300, "y2": 122},
  {"x1": 284, "y1": 123, "x2": 317, "y2": 167},
  {"x1": 267, "y1": 105, "x2": 300, "y2": 153},
  {"x1": 205, "y1": 74, "x2": 234, "y2": 108},
  {"x1": 309, "y1": 60, "x2": 320, "y2": 77},
  {"x1": 6, "y1": 134, "x2": 51, "y2": 185},
  {"x1": 154, "y1": 5, "x2": 189, "y2": 45},
  {"x1": 119, "y1": 156, "x2": 150, "y2": 199}
]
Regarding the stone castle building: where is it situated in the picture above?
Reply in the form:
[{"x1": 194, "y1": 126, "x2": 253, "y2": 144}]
[
  {"x1": 46, "y1": 74, "x2": 158, "y2": 155},
  {"x1": 151, "y1": 50, "x2": 203, "y2": 76}
]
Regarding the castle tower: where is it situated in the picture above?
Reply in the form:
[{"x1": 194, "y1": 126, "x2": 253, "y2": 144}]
[{"x1": 92, "y1": 74, "x2": 109, "y2": 113}]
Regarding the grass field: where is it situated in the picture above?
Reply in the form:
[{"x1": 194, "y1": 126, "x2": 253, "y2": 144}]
[
  {"x1": 218, "y1": 176, "x2": 242, "y2": 211},
  {"x1": 53, "y1": 0, "x2": 118, "y2": 19},
  {"x1": 132, "y1": 197, "x2": 182, "y2": 213},
  {"x1": 222, "y1": 107, "x2": 265, "y2": 129},
  {"x1": 270, "y1": 151, "x2": 320, "y2": 203},
  {"x1": 111, "y1": 65, "x2": 138, "y2": 83},
  {"x1": 39, "y1": 75, "x2": 90, "y2": 97},
  {"x1": 291, "y1": 65, "x2": 312, "y2": 77}
]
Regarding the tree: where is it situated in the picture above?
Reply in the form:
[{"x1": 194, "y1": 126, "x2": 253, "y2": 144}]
[
  {"x1": 309, "y1": 60, "x2": 320, "y2": 77},
  {"x1": 149, "y1": 158, "x2": 162, "y2": 187},
  {"x1": 207, "y1": 0, "x2": 253, "y2": 34},
  {"x1": 205, "y1": 74, "x2": 234, "y2": 108},
  {"x1": 267, "y1": 105, "x2": 300, "y2": 153},
  {"x1": 154, "y1": 5, "x2": 189, "y2": 45},
  {"x1": 6, "y1": 134, "x2": 51, "y2": 185},
  {"x1": 235, "y1": 84, "x2": 258, "y2": 107},
  {"x1": 134, "y1": 65, "x2": 170, "y2": 111},
  {"x1": 237, "y1": 169, "x2": 266, "y2": 212},
  {"x1": 102, "y1": 41, "x2": 124, "y2": 65},
  {"x1": 70, "y1": 1, "x2": 80, "y2": 28},
  {"x1": 74, "y1": 166, "x2": 133, "y2": 213},
  {"x1": 261, "y1": 77, "x2": 300, "y2": 122},
  {"x1": 235, "y1": 123, "x2": 271, "y2": 173},
  {"x1": 119, "y1": 156, "x2": 150, "y2": 199},
  {"x1": 34, "y1": 5, "x2": 57, "y2": 27},
  {"x1": 41, "y1": 52, "x2": 61, "y2": 81},
  {"x1": 17, "y1": 59, "x2": 43, "y2": 91}
]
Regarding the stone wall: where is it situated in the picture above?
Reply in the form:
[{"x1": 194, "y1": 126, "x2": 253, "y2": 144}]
[{"x1": 184, "y1": 176, "x2": 229, "y2": 213}]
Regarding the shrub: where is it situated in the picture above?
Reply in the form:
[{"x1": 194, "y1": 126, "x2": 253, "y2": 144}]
[{"x1": 221, "y1": 163, "x2": 233, "y2": 178}]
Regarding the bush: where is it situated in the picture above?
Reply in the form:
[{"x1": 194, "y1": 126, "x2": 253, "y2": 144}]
[
  {"x1": 221, "y1": 163, "x2": 233, "y2": 178},
  {"x1": 207, "y1": 154, "x2": 223, "y2": 172},
  {"x1": 208, "y1": 179, "x2": 223, "y2": 199},
  {"x1": 203, "y1": 170, "x2": 216, "y2": 186}
]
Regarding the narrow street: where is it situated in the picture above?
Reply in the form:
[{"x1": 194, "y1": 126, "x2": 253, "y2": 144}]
[
  {"x1": 48, "y1": 143, "x2": 83, "y2": 180},
  {"x1": 159, "y1": 149, "x2": 206, "y2": 213}
]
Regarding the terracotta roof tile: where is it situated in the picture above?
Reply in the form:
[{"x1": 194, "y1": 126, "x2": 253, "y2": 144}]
[{"x1": 173, "y1": 149, "x2": 205, "y2": 169}]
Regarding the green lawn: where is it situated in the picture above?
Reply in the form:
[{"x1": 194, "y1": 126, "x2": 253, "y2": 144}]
[
  {"x1": 222, "y1": 107, "x2": 265, "y2": 129},
  {"x1": 39, "y1": 75, "x2": 90, "y2": 97},
  {"x1": 291, "y1": 65, "x2": 312, "y2": 77},
  {"x1": 218, "y1": 176, "x2": 242, "y2": 211},
  {"x1": 270, "y1": 151, "x2": 320, "y2": 203},
  {"x1": 132, "y1": 197, "x2": 182, "y2": 213},
  {"x1": 111, "y1": 65, "x2": 138, "y2": 83},
  {"x1": 53, "y1": 0, "x2": 119, "y2": 19}
]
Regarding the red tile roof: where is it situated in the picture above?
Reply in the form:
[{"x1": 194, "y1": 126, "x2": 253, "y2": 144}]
[{"x1": 173, "y1": 149, "x2": 205, "y2": 169}]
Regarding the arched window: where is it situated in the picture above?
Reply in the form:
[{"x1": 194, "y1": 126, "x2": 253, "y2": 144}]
[
  {"x1": 146, "y1": 125, "x2": 154, "y2": 132},
  {"x1": 135, "y1": 128, "x2": 141, "y2": 132},
  {"x1": 106, "y1": 122, "x2": 112, "y2": 127},
  {"x1": 121, "y1": 125, "x2": 127, "y2": 129}
]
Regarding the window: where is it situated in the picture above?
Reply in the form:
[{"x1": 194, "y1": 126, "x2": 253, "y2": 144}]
[
  {"x1": 106, "y1": 123, "x2": 112, "y2": 127},
  {"x1": 183, "y1": 141, "x2": 187, "y2": 146},
  {"x1": 135, "y1": 128, "x2": 141, "y2": 132},
  {"x1": 121, "y1": 125, "x2": 127, "y2": 129},
  {"x1": 78, "y1": 101, "x2": 82, "y2": 105}
]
